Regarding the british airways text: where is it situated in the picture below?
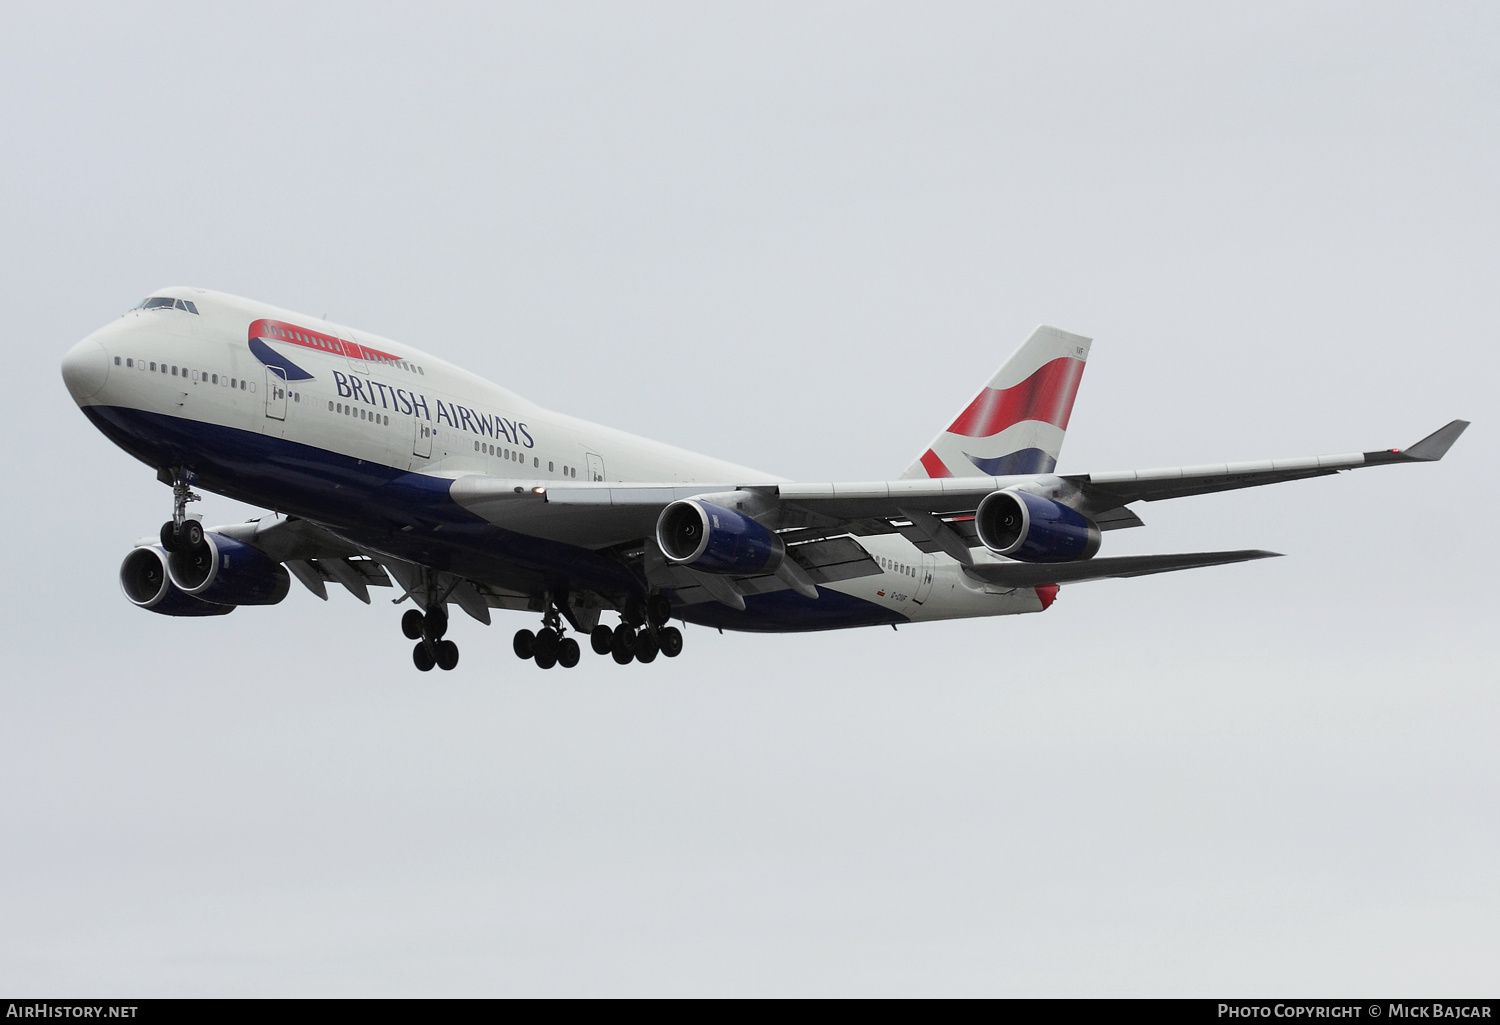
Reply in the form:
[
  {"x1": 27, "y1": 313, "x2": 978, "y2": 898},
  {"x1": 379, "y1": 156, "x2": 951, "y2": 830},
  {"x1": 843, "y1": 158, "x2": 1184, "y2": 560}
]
[{"x1": 332, "y1": 370, "x2": 534, "y2": 448}]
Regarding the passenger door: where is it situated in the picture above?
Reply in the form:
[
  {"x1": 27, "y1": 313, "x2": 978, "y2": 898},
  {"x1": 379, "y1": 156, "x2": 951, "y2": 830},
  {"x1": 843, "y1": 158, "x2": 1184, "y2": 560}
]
[
  {"x1": 413, "y1": 421, "x2": 433, "y2": 458},
  {"x1": 335, "y1": 325, "x2": 369, "y2": 376},
  {"x1": 913, "y1": 554, "x2": 936, "y2": 605},
  {"x1": 585, "y1": 452, "x2": 605, "y2": 482},
  {"x1": 264, "y1": 367, "x2": 287, "y2": 421}
]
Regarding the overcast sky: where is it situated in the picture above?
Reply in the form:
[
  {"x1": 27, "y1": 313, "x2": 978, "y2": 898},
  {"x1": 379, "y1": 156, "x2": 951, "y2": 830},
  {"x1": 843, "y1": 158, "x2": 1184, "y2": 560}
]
[{"x1": 1, "y1": 2, "x2": 1496, "y2": 996}]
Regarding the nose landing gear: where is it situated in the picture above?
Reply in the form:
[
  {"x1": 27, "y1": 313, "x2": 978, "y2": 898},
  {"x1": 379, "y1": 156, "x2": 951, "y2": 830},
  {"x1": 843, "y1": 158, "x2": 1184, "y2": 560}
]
[{"x1": 157, "y1": 468, "x2": 204, "y2": 553}]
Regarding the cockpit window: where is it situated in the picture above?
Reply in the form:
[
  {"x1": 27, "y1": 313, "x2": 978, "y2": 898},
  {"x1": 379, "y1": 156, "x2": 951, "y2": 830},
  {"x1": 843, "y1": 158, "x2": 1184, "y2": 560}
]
[{"x1": 132, "y1": 296, "x2": 199, "y2": 314}]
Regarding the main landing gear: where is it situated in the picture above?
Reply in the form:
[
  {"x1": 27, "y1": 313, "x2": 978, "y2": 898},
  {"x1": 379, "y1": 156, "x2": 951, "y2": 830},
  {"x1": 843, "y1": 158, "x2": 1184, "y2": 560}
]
[
  {"x1": 512, "y1": 603, "x2": 581, "y2": 671},
  {"x1": 513, "y1": 594, "x2": 683, "y2": 670},
  {"x1": 404, "y1": 605, "x2": 459, "y2": 672},
  {"x1": 591, "y1": 594, "x2": 683, "y2": 666}
]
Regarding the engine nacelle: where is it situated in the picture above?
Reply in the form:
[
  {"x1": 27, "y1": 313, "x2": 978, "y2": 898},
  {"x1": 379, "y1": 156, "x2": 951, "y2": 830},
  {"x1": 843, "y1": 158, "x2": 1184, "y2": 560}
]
[
  {"x1": 656, "y1": 499, "x2": 785, "y2": 575},
  {"x1": 119, "y1": 546, "x2": 235, "y2": 617},
  {"x1": 974, "y1": 489, "x2": 1101, "y2": 563},
  {"x1": 166, "y1": 533, "x2": 291, "y2": 606}
]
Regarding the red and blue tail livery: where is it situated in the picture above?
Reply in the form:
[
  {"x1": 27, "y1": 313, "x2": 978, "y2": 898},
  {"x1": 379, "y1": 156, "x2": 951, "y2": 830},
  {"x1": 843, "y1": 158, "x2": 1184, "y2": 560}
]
[
  {"x1": 60, "y1": 288, "x2": 1468, "y2": 674},
  {"x1": 905, "y1": 325, "x2": 1091, "y2": 479}
]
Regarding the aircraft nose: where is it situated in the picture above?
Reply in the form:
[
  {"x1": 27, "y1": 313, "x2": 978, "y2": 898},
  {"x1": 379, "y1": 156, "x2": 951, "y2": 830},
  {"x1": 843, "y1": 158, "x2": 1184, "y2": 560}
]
[{"x1": 61, "y1": 336, "x2": 110, "y2": 402}]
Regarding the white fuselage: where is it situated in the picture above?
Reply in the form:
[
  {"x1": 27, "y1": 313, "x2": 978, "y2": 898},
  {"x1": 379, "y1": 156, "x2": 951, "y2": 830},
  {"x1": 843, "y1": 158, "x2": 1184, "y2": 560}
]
[{"x1": 65, "y1": 287, "x2": 1051, "y2": 629}]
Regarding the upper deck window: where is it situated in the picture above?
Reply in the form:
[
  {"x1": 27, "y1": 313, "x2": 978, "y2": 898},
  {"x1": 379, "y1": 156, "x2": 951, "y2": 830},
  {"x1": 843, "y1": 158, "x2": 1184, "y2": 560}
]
[{"x1": 133, "y1": 296, "x2": 199, "y2": 314}]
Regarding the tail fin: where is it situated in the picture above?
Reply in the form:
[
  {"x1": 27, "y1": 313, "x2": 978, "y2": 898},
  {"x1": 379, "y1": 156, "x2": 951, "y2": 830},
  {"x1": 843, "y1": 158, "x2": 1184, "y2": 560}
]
[{"x1": 901, "y1": 325, "x2": 1092, "y2": 479}]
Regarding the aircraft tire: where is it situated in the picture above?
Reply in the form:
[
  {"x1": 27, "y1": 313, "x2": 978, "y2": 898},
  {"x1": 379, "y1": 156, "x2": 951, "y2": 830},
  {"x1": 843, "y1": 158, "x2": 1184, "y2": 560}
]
[
  {"x1": 610, "y1": 629, "x2": 635, "y2": 664},
  {"x1": 424, "y1": 606, "x2": 448, "y2": 640},
  {"x1": 436, "y1": 640, "x2": 459, "y2": 671},
  {"x1": 658, "y1": 626, "x2": 683, "y2": 658},
  {"x1": 159, "y1": 522, "x2": 180, "y2": 552},
  {"x1": 557, "y1": 637, "x2": 580, "y2": 669},
  {"x1": 402, "y1": 609, "x2": 425, "y2": 640},
  {"x1": 590, "y1": 625, "x2": 614, "y2": 655},
  {"x1": 413, "y1": 642, "x2": 436, "y2": 672},
  {"x1": 612, "y1": 623, "x2": 636, "y2": 655},
  {"x1": 635, "y1": 631, "x2": 659, "y2": 664},
  {"x1": 180, "y1": 519, "x2": 204, "y2": 550},
  {"x1": 513, "y1": 628, "x2": 536, "y2": 660},
  {"x1": 534, "y1": 628, "x2": 560, "y2": 663},
  {"x1": 646, "y1": 594, "x2": 672, "y2": 628}
]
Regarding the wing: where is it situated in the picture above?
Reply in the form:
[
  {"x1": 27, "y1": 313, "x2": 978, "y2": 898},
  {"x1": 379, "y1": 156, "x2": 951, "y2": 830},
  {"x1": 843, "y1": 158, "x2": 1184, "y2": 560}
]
[
  {"x1": 208, "y1": 515, "x2": 508, "y2": 625},
  {"x1": 217, "y1": 420, "x2": 1459, "y2": 616},
  {"x1": 453, "y1": 419, "x2": 1468, "y2": 544},
  {"x1": 1064, "y1": 419, "x2": 1470, "y2": 510}
]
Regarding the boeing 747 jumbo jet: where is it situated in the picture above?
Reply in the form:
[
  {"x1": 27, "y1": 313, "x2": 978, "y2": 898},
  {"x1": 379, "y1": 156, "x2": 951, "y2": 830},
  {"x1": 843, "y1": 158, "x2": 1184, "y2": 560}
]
[{"x1": 61, "y1": 288, "x2": 1468, "y2": 672}]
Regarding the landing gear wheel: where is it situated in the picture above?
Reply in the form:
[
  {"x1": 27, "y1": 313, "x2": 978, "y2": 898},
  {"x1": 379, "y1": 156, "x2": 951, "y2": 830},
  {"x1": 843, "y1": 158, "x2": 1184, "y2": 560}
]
[
  {"x1": 590, "y1": 625, "x2": 614, "y2": 655},
  {"x1": 413, "y1": 642, "x2": 435, "y2": 672},
  {"x1": 646, "y1": 594, "x2": 672, "y2": 628},
  {"x1": 402, "y1": 609, "x2": 425, "y2": 640},
  {"x1": 634, "y1": 630, "x2": 659, "y2": 664},
  {"x1": 658, "y1": 625, "x2": 683, "y2": 658},
  {"x1": 513, "y1": 628, "x2": 536, "y2": 660},
  {"x1": 179, "y1": 519, "x2": 204, "y2": 550},
  {"x1": 612, "y1": 623, "x2": 636, "y2": 655},
  {"x1": 424, "y1": 607, "x2": 448, "y2": 640},
  {"x1": 435, "y1": 639, "x2": 459, "y2": 671},
  {"x1": 557, "y1": 637, "x2": 581, "y2": 669},
  {"x1": 533, "y1": 628, "x2": 560, "y2": 669},
  {"x1": 160, "y1": 522, "x2": 180, "y2": 552},
  {"x1": 610, "y1": 627, "x2": 636, "y2": 665}
]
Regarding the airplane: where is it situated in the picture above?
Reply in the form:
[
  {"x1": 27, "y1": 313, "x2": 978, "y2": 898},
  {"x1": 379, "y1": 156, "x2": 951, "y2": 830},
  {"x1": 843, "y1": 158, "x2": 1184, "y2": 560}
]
[{"x1": 60, "y1": 287, "x2": 1469, "y2": 673}]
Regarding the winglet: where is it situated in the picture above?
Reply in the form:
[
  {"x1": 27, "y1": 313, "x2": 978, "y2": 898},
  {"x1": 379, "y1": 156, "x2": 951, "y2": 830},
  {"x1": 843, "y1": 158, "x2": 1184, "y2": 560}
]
[{"x1": 1401, "y1": 419, "x2": 1470, "y2": 461}]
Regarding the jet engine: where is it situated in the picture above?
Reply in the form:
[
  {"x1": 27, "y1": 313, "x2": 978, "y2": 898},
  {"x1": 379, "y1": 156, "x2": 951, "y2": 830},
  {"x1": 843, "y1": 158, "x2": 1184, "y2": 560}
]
[
  {"x1": 119, "y1": 545, "x2": 235, "y2": 617},
  {"x1": 656, "y1": 499, "x2": 785, "y2": 575},
  {"x1": 165, "y1": 533, "x2": 291, "y2": 606},
  {"x1": 974, "y1": 489, "x2": 1101, "y2": 563}
]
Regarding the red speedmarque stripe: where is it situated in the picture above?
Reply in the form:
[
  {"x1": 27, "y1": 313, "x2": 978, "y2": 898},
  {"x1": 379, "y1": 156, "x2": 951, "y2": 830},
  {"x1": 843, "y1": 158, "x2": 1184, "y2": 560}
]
[
  {"x1": 250, "y1": 319, "x2": 404, "y2": 365},
  {"x1": 945, "y1": 357, "x2": 1086, "y2": 438},
  {"x1": 918, "y1": 449, "x2": 951, "y2": 478}
]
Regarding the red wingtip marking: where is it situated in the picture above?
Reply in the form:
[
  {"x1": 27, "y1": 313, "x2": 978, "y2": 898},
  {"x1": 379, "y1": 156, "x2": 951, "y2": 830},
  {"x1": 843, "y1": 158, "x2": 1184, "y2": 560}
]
[
  {"x1": 918, "y1": 449, "x2": 952, "y2": 478},
  {"x1": 1035, "y1": 584, "x2": 1058, "y2": 610}
]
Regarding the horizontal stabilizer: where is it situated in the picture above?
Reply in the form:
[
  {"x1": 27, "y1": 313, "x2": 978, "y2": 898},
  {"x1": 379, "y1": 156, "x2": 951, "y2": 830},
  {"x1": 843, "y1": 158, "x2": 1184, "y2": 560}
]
[{"x1": 962, "y1": 549, "x2": 1280, "y2": 587}]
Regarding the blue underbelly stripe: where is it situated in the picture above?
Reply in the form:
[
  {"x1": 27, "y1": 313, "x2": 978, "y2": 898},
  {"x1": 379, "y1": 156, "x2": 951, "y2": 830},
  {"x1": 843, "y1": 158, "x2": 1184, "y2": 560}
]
[{"x1": 82, "y1": 405, "x2": 901, "y2": 633}]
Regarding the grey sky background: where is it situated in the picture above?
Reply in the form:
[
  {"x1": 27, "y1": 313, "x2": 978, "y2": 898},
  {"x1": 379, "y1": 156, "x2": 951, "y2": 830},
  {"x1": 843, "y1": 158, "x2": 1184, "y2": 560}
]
[{"x1": 2, "y1": 2, "x2": 1496, "y2": 996}]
